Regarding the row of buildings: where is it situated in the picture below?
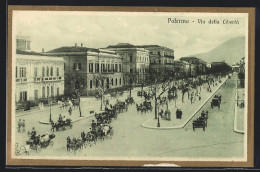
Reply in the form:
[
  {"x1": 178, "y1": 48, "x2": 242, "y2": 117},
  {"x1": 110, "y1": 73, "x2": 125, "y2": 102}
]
[{"x1": 15, "y1": 36, "x2": 209, "y2": 106}]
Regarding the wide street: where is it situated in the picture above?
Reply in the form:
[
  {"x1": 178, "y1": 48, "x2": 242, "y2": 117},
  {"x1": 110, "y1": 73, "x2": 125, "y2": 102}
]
[{"x1": 14, "y1": 75, "x2": 244, "y2": 159}]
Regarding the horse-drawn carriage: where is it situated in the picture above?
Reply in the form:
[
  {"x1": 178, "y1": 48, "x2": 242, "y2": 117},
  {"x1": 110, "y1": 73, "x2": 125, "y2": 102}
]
[
  {"x1": 95, "y1": 111, "x2": 112, "y2": 124},
  {"x1": 125, "y1": 96, "x2": 135, "y2": 105},
  {"x1": 26, "y1": 133, "x2": 55, "y2": 152},
  {"x1": 136, "y1": 101, "x2": 152, "y2": 113},
  {"x1": 192, "y1": 111, "x2": 208, "y2": 131},
  {"x1": 66, "y1": 136, "x2": 85, "y2": 152},
  {"x1": 105, "y1": 107, "x2": 117, "y2": 120},
  {"x1": 211, "y1": 94, "x2": 222, "y2": 109},
  {"x1": 137, "y1": 90, "x2": 146, "y2": 97},
  {"x1": 144, "y1": 93, "x2": 153, "y2": 101},
  {"x1": 51, "y1": 118, "x2": 73, "y2": 132},
  {"x1": 114, "y1": 101, "x2": 128, "y2": 113}
]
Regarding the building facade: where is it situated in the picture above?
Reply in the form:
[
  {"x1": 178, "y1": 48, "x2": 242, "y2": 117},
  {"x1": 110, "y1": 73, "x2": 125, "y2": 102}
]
[
  {"x1": 106, "y1": 43, "x2": 150, "y2": 86},
  {"x1": 15, "y1": 52, "x2": 64, "y2": 106},
  {"x1": 180, "y1": 57, "x2": 207, "y2": 76},
  {"x1": 137, "y1": 45, "x2": 175, "y2": 71},
  {"x1": 173, "y1": 60, "x2": 190, "y2": 77},
  {"x1": 45, "y1": 45, "x2": 124, "y2": 96}
]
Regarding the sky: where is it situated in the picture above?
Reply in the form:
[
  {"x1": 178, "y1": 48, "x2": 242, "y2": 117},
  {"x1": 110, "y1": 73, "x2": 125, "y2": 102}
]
[{"x1": 13, "y1": 11, "x2": 247, "y2": 59}]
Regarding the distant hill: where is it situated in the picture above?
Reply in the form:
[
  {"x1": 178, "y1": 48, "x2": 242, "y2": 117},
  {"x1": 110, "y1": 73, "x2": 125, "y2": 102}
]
[{"x1": 189, "y1": 36, "x2": 245, "y2": 65}]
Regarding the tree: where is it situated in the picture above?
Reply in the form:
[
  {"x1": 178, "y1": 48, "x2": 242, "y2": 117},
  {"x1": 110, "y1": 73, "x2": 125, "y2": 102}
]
[
  {"x1": 145, "y1": 66, "x2": 175, "y2": 120},
  {"x1": 123, "y1": 71, "x2": 138, "y2": 98},
  {"x1": 64, "y1": 72, "x2": 87, "y2": 117},
  {"x1": 92, "y1": 74, "x2": 111, "y2": 110}
]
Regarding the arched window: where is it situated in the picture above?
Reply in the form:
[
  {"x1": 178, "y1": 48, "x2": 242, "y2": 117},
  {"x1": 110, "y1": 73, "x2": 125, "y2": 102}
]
[
  {"x1": 106, "y1": 78, "x2": 109, "y2": 89},
  {"x1": 111, "y1": 78, "x2": 114, "y2": 86},
  {"x1": 46, "y1": 66, "x2": 49, "y2": 77},
  {"x1": 130, "y1": 68, "x2": 133, "y2": 74},
  {"x1": 90, "y1": 80, "x2": 93, "y2": 89},
  {"x1": 115, "y1": 78, "x2": 117, "y2": 85},
  {"x1": 50, "y1": 67, "x2": 53, "y2": 76},
  {"x1": 42, "y1": 66, "x2": 45, "y2": 77},
  {"x1": 42, "y1": 86, "x2": 45, "y2": 98}
]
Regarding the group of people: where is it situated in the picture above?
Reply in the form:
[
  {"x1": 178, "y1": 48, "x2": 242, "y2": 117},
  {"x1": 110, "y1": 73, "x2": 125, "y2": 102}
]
[{"x1": 17, "y1": 119, "x2": 26, "y2": 133}]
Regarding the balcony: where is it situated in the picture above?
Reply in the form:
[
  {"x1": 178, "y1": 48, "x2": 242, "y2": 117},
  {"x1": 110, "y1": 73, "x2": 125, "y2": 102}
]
[
  {"x1": 16, "y1": 78, "x2": 27, "y2": 83},
  {"x1": 34, "y1": 77, "x2": 42, "y2": 83}
]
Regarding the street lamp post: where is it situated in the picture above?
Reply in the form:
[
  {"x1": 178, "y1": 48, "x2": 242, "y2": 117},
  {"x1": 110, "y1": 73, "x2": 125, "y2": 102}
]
[
  {"x1": 77, "y1": 90, "x2": 82, "y2": 117},
  {"x1": 157, "y1": 106, "x2": 160, "y2": 127}
]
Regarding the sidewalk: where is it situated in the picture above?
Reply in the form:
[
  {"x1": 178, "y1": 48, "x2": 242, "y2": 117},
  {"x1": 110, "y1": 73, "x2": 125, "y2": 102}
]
[
  {"x1": 234, "y1": 84, "x2": 245, "y2": 134},
  {"x1": 141, "y1": 77, "x2": 228, "y2": 129}
]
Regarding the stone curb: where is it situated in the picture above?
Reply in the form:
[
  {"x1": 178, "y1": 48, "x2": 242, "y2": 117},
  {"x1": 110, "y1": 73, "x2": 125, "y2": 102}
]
[
  {"x1": 39, "y1": 114, "x2": 95, "y2": 125},
  {"x1": 141, "y1": 77, "x2": 228, "y2": 130}
]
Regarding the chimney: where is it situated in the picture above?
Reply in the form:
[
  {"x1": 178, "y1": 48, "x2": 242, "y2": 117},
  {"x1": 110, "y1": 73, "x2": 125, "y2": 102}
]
[
  {"x1": 42, "y1": 48, "x2": 44, "y2": 53},
  {"x1": 81, "y1": 43, "x2": 83, "y2": 47},
  {"x1": 75, "y1": 43, "x2": 77, "y2": 47}
]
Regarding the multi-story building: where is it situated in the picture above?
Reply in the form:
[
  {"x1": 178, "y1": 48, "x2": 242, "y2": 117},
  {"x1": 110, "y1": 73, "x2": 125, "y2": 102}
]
[
  {"x1": 136, "y1": 45, "x2": 175, "y2": 71},
  {"x1": 106, "y1": 43, "x2": 150, "y2": 86},
  {"x1": 180, "y1": 57, "x2": 207, "y2": 76},
  {"x1": 16, "y1": 35, "x2": 31, "y2": 51},
  {"x1": 173, "y1": 60, "x2": 190, "y2": 77},
  {"x1": 15, "y1": 51, "x2": 64, "y2": 107},
  {"x1": 45, "y1": 44, "x2": 123, "y2": 96}
]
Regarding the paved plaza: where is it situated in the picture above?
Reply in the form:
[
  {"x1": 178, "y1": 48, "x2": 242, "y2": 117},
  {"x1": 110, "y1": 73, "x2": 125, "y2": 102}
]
[{"x1": 14, "y1": 74, "x2": 245, "y2": 159}]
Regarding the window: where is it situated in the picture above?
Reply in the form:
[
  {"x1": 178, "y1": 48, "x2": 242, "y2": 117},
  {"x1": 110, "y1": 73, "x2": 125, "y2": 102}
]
[
  {"x1": 42, "y1": 66, "x2": 45, "y2": 77},
  {"x1": 120, "y1": 78, "x2": 122, "y2": 85},
  {"x1": 57, "y1": 87, "x2": 59, "y2": 96},
  {"x1": 64, "y1": 64, "x2": 66, "y2": 70},
  {"x1": 115, "y1": 78, "x2": 117, "y2": 85},
  {"x1": 16, "y1": 66, "x2": 18, "y2": 78},
  {"x1": 46, "y1": 66, "x2": 49, "y2": 77},
  {"x1": 102, "y1": 80, "x2": 104, "y2": 87},
  {"x1": 19, "y1": 91, "x2": 27, "y2": 101},
  {"x1": 42, "y1": 87, "x2": 45, "y2": 98},
  {"x1": 130, "y1": 68, "x2": 133, "y2": 74},
  {"x1": 130, "y1": 55, "x2": 133, "y2": 62},
  {"x1": 115, "y1": 64, "x2": 118, "y2": 72},
  {"x1": 90, "y1": 80, "x2": 93, "y2": 89},
  {"x1": 89, "y1": 63, "x2": 93, "y2": 73},
  {"x1": 34, "y1": 67, "x2": 38, "y2": 78},
  {"x1": 101, "y1": 64, "x2": 105, "y2": 72},
  {"x1": 108, "y1": 64, "x2": 110, "y2": 71},
  {"x1": 50, "y1": 67, "x2": 53, "y2": 76},
  {"x1": 74, "y1": 63, "x2": 82, "y2": 70},
  {"x1": 19, "y1": 67, "x2": 26, "y2": 77},
  {"x1": 56, "y1": 67, "x2": 59, "y2": 76},
  {"x1": 111, "y1": 78, "x2": 113, "y2": 86},
  {"x1": 95, "y1": 63, "x2": 99, "y2": 72}
]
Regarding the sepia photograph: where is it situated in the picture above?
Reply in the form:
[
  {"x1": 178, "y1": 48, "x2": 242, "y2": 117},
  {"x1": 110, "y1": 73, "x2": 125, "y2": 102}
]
[{"x1": 6, "y1": 6, "x2": 255, "y2": 167}]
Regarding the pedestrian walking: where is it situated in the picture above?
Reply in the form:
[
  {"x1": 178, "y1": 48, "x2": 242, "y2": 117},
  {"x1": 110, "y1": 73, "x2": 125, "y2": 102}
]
[
  {"x1": 190, "y1": 96, "x2": 193, "y2": 104},
  {"x1": 68, "y1": 106, "x2": 72, "y2": 115}
]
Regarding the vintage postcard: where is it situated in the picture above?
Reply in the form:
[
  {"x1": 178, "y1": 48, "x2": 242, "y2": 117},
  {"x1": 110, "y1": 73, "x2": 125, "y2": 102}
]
[{"x1": 7, "y1": 6, "x2": 255, "y2": 167}]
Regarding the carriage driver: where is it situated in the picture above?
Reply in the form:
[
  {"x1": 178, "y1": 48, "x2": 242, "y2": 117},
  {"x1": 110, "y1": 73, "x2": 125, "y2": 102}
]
[{"x1": 58, "y1": 114, "x2": 62, "y2": 123}]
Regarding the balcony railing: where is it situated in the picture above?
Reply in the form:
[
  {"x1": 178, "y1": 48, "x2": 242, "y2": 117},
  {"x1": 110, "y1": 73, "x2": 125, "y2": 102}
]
[{"x1": 16, "y1": 78, "x2": 27, "y2": 83}]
